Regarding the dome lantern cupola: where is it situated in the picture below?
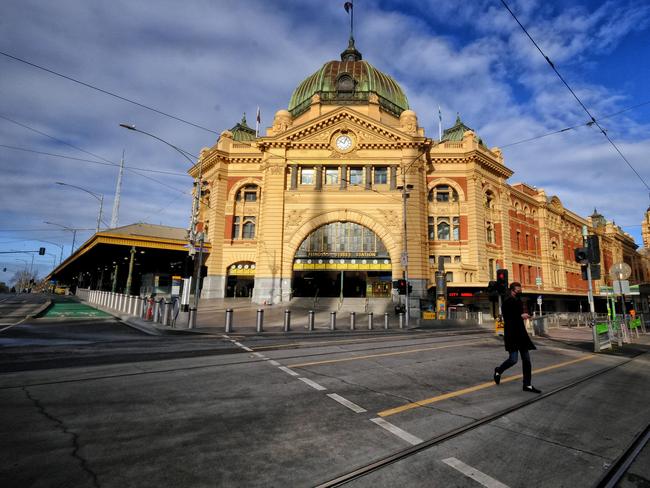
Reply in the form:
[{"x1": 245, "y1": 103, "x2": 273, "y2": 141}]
[{"x1": 288, "y1": 40, "x2": 408, "y2": 118}]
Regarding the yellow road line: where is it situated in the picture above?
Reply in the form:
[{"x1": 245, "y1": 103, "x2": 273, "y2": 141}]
[
  {"x1": 287, "y1": 340, "x2": 489, "y2": 368},
  {"x1": 378, "y1": 354, "x2": 596, "y2": 417}
]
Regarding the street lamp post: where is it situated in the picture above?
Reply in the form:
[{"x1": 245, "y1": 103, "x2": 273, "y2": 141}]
[
  {"x1": 55, "y1": 182, "x2": 104, "y2": 234},
  {"x1": 120, "y1": 123, "x2": 204, "y2": 328},
  {"x1": 396, "y1": 182, "x2": 414, "y2": 327},
  {"x1": 43, "y1": 222, "x2": 79, "y2": 256}
]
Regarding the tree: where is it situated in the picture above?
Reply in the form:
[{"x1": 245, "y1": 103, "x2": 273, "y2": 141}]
[{"x1": 10, "y1": 269, "x2": 39, "y2": 293}]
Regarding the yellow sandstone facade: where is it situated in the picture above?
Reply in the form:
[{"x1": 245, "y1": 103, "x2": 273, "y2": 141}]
[{"x1": 190, "y1": 39, "x2": 647, "y2": 312}]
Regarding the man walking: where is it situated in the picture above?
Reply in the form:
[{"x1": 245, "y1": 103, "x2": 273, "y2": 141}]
[{"x1": 493, "y1": 282, "x2": 541, "y2": 393}]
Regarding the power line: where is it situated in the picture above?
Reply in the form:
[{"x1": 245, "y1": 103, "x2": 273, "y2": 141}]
[
  {"x1": 0, "y1": 50, "x2": 219, "y2": 135},
  {"x1": 0, "y1": 114, "x2": 190, "y2": 196},
  {"x1": 499, "y1": 99, "x2": 650, "y2": 148},
  {"x1": 0, "y1": 144, "x2": 188, "y2": 176},
  {"x1": 499, "y1": 0, "x2": 650, "y2": 193}
]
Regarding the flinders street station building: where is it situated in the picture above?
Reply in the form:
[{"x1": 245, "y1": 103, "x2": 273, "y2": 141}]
[{"x1": 190, "y1": 38, "x2": 648, "y2": 313}]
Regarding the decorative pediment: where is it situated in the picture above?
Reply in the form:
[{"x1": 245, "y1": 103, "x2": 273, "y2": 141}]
[{"x1": 261, "y1": 107, "x2": 423, "y2": 149}]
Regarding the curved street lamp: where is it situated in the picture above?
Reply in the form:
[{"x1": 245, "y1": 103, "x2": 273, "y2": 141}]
[
  {"x1": 55, "y1": 182, "x2": 104, "y2": 234},
  {"x1": 43, "y1": 221, "x2": 83, "y2": 256},
  {"x1": 120, "y1": 123, "x2": 204, "y2": 328}
]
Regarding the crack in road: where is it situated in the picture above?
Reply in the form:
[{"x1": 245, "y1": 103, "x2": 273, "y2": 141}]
[{"x1": 22, "y1": 386, "x2": 100, "y2": 488}]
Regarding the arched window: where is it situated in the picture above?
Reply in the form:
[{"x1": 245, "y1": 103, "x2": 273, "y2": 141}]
[
  {"x1": 242, "y1": 218, "x2": 256, "y2": 239},
  {"x1": 236, "y1": 184, "x2": 261, "y2": 202},
  {"x1": 429, "y1": 185, "x2": 459, "y2": 203},
  {"x1": 437, "y1": 219, "x2": 450, "y2": 240},
  {"x1": 485, "y1": 190, "x2": 495, "y2": 208},
  {"x1": 337, "y1": 74, "x2": 355, "y2": 92}
]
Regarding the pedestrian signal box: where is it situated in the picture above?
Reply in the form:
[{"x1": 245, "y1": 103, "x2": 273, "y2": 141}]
[{"x1": 496, "y1": 269, "x2": 508, "y2": 294}]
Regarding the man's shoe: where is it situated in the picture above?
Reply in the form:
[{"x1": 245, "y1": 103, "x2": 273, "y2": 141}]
[
  {"x1": 493, "y1": 368, "x2": 501, "y2": 385},
  {"x1": 523, "y1": 385, "x2": 541, "y2": 394}
]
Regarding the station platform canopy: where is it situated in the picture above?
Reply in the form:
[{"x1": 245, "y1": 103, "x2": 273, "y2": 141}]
[{"x1": 46, "y1": 223, "x2": 210, "y2": 294}]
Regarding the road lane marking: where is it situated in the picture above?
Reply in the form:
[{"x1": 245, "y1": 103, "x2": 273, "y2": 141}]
[
  {"x1": 378, "y1": 354, "x2": 596, "y2": 417},
  {"x1": 278, "y1": 366, "x2": 300, "y2": 377},
  {"x1": 287, "y1": 339, "x2": 488, "y2": 368},
  {"x1": 442, "y1": 457, "x2": 510, "y2": 488},
  {"x1": 232, "y1": 341, "x2": 253, "y2": 352},
  {"x1": 327, "y1": 393, "x2": 367, "y2": 413},
  {"x1": 252, "y1": 352, "x2": 265, "y2": 358},
  {"x1": 370, "y1": 418, "x2": 423, "y2": 445},
  {"x1": 268, "y1": 360, "x2": 280, "y2": 366},
  {"x1": 298, "y1": 377, "x2": 327, "y2": 391}
]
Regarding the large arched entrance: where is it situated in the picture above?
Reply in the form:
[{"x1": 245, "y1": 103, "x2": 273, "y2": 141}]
[{"x1": 292, "y1": 222, "x2": 391, "y2": 298}]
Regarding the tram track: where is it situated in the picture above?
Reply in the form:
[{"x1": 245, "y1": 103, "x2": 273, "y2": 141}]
[
  {"x1": 593, "y1": 423, "x2": 650, "y2": 488},
  {"x1": 315, "y1": 351, "x2": 649, "y2": 487},
  {"x1": 0, "y1": 332, "x2": 493, "y2": 389}
]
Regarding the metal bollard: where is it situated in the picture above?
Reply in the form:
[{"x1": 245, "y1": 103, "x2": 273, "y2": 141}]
[
  {"x1": 256, "y1": 309, "x2": 264, "y2": 333},
  {"x1": 307, "y1": 310, "x2": 315, "y2": 331},
  {"x1": 162, "y1": 299, "x2": 171, "y2": 326},
  {"x1": 284, "y1": 309, "x2": 291, "y2": 332},
  {"x1": 120, "y1": 294, "x2": 127, "y2": 313},
  {"x1": 225, "y1": 308, "x2": 233, "y2": 333},
  {"x1": 368, "y1": 312, "x2": 374, "y2": 330},
  {"x1": 384, "y1": 312, "x2": 389, "y2": 329},
  {"x1": 153, "y1": 298, "x2": 161, "y2": 323},
  {"x1": 399, "y1": 312, "x2": 405, "y2": 329},
  {"x1": 127, "y1": 295, "x2": 133, "y2": 315},
  {"x1": 188, "y1": 307, "x2": 197, "y2": 328},
  {"x1": 330, "y1": 311, "x2": 336, "y2": 330},
  {"x1": 350, "y1": 311, "x2": 356, "y2": 330},
  {"x1": 141, "y1": 297, "x2": 148, "y2": 319}
]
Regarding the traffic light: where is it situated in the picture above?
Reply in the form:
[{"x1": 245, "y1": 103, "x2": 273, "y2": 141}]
[
  {"x1": 39, "y1": 247, "x2": 46, "y2": 255},
  {"x1": 574, "y1": 247, "x2": 588, "y2": 264},
  {"x1": 496, "y1": 269, "x2": 508, "y2": 294},
  {"x1": 581, "y1": 264, "x2": 601, "y2": 280},
  {"x1": 586, "y1": 235, "x2": 600, "y2": 264},
  {"x1": 396, "y1": 279, "x2": 407, "y2": 295}
]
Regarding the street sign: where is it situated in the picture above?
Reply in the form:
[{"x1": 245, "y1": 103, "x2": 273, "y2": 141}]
[
  {"x1": 535, "y1": 277, "x2": 542, "y2": 286},
  {"x1": 613, "y1": 280, "x2": 631, "y2": 295},
  {"x1": 400, "y1": 251, "x2": 408, "y2": 267}
]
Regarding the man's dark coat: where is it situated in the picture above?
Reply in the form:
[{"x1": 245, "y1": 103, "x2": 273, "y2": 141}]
[{"x1": 502, "y1": 293, "x2": 536, "y2": 352}]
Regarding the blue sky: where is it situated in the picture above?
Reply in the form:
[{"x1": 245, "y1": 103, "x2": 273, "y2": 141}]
[{"x1": 1, "y1": 0, "x2": 649, "y2": 280}]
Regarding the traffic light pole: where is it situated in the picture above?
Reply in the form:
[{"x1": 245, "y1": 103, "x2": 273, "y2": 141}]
[
  {"x1": 582, "y1": 226, "x2": 597, "y2": 351},
  {"x1": 401, "y1": 186, "x2": 410, "y2": 327}
]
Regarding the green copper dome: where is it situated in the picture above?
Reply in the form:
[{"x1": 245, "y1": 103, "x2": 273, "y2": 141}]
[{"x1": 288, "y1": 39, "x2": 409, "y2": 117}]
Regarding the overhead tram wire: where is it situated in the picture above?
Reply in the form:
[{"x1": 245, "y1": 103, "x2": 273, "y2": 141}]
[
  {"x1": 499, "y1": 99, "x2": 650, "y2": 148},
  {"x1": 0, "y1": 114, "x2": 194, "y2": 199},
  {"x1": 0, "y1": 51, "x2": 219, "y2": 136},
  {"x1": 499, "y1": 0, "x2": 650, "y2": 194},
  {"x1": 0, "y1": 144, "x2": 188, "y2": 176}
]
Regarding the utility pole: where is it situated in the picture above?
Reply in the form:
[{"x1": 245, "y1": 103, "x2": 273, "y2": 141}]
[
  {"x1": 397, "y1": 178, "x2": 413, "y2": 327},
  {"x1": 110, "y1": 150, "x2": 125, "y2": 228}
]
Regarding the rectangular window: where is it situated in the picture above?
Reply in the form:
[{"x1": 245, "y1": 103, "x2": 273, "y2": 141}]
[
  {"x1": 454, "y1": 256, "x2": 461, "y2": 263},
  {"x1": 437, "y1": 190, "x2": 450, "y2": 202},
  {"x1": 453, "y1": 217, "x2": 460, "y2": 240},
  {"x1": 301, "y1": 168, "x2": 314, "y2": 185},
  {"x1": 428, "y1": 217, "x2": 435, "y2": 240},
  {"x1": 374, "y1": 167, "x2": 388, "y2": 184},
  {"x1": 325, "y1": 168, "x2": 338, "y2": 185},
  {"x1": 349, "y1": 167, "x2": 363, "y2": 185},
  {"x1": 441, "y1": 256, "x2": 452, "y2": 264},
  {"x1": 244, "y1": 191, "x2": 257, "y2": 202},
  {"x1": 232, "y1": 216, "x2": 240, "y2": 240}
]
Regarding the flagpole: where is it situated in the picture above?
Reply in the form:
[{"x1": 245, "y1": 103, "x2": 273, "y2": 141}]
[
  {"x1": 351, "y1": 1, "x2": 354, "y2": 39},
  {"x1": 438, "y1": 105, "x2": 442, "y2": 141},
  {"x1": 256, "y1": 106, "x2": 260, "y2": 137}
]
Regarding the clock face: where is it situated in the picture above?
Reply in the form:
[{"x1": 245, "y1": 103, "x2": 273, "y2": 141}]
[{"x1": 335, "y1": 135, "x2": 353, "y2": 151}]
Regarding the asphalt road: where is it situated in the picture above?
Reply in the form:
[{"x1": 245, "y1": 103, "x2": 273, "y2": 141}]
[{"x1": 0, "y1": 311, "x2": 648, "y2": 487}]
